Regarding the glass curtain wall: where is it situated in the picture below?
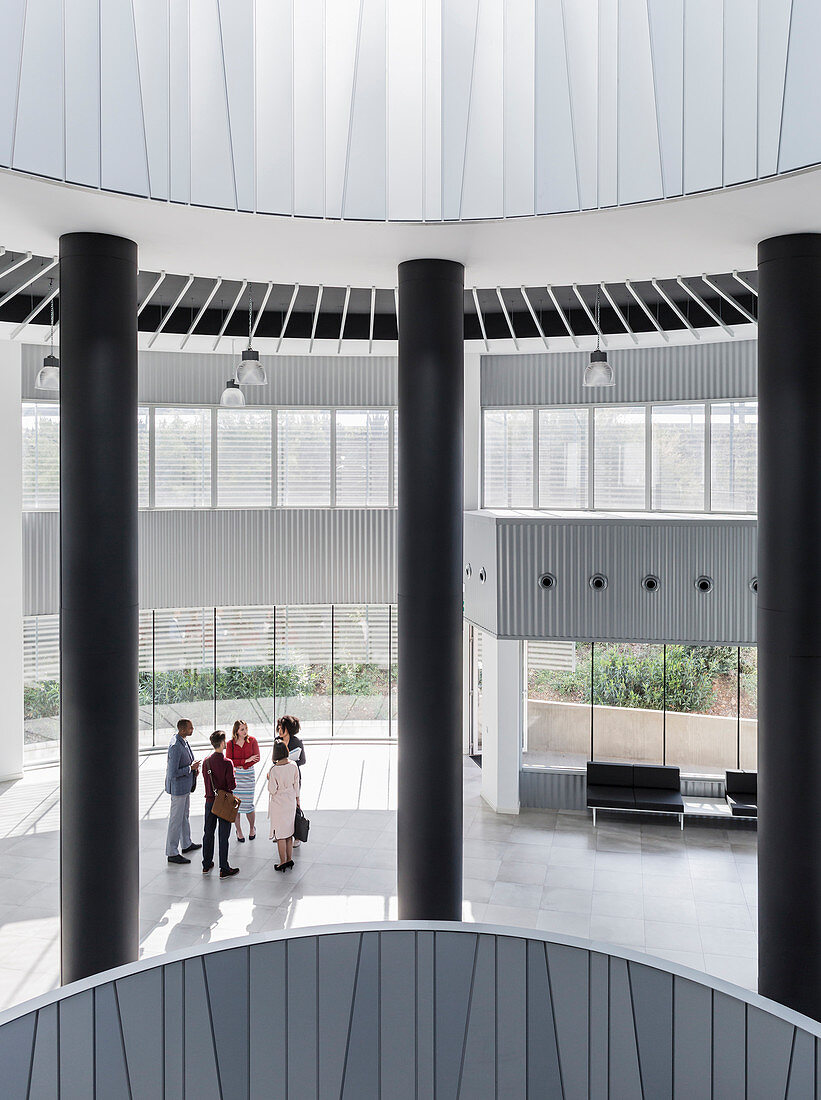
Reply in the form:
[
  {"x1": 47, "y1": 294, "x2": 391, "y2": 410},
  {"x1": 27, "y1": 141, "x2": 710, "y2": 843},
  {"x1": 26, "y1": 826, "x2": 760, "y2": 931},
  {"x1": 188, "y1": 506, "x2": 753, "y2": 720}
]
[{"x1": 525, "y1": 642, "x2": 757, "y2": 775}]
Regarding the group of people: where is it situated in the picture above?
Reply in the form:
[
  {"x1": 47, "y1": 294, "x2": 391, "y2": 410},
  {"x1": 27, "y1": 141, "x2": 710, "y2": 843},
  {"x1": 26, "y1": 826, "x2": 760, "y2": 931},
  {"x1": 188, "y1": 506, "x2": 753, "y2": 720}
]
[{"x1": 164, "y1": 714, "x2": 306, "y2": 877}]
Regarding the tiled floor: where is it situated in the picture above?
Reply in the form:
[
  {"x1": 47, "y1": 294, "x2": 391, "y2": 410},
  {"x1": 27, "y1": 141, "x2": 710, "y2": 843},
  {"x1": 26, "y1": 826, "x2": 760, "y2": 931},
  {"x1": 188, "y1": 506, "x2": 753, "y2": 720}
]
[{"x1": 0, "y1": 745, "x2": 757, "y2": 1012}]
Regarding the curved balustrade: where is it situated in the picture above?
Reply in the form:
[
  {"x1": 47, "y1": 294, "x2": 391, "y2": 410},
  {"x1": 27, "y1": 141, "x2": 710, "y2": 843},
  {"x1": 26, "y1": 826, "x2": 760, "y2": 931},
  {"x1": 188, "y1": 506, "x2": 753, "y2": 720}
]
[{"x1": 0, "y1": 922, "x2": 819, "y2": 1098}]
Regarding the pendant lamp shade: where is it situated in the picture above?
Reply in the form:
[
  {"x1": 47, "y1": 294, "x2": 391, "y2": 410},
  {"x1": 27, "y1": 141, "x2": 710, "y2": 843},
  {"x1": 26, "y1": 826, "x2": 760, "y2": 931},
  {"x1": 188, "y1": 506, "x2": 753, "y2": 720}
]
[
  {"x1": 220, "y1": 378, "x2": 246, "y2": 407},
  {"x1": 583, "y1": 348, "x2": 615, "y2": 387},
  {"x1": 35, "y1": 353, "x2": 60, "y2": 391},
  {"x1": 235, "y1": 347, "x2": 266, "y2": 385}
]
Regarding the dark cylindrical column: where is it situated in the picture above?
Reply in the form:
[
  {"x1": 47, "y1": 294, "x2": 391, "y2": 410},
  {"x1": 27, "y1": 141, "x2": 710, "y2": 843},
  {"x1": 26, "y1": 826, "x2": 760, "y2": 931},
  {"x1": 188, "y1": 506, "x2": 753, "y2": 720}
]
[
  {"x1": 60, "y1": 233, "x2": 139, "y2": 983},
  {"x1": 397, "y1": 258, "x2": 464, "y2": 920},
  {"x1": 758, "y1": 233, "x2": 821, "y2": 1019}
]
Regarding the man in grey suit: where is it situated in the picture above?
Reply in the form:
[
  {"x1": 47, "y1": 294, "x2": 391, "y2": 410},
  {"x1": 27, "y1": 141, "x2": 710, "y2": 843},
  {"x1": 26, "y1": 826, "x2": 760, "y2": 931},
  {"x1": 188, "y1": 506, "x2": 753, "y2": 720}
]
[{"x1": 165, "y1": 718, "x2": 202, "y2": 865}]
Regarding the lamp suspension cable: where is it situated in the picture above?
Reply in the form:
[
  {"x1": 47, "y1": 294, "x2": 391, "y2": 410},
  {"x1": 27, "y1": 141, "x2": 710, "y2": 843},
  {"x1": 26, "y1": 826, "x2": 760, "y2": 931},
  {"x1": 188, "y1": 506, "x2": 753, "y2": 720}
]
[
  {"x1": 583, "y1": 285, "x2": 615, "y2": 388},
  {"x1": 35, "y1": 277, "x2": 60, "y2": 390}
]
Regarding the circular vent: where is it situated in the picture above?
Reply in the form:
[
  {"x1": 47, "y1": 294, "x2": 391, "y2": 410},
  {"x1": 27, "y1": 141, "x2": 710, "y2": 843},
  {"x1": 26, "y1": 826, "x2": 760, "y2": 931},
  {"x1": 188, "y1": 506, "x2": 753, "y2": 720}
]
[
  {"x1": 695, "y1": 575, "x2": 713, "y2": 594},
  {"x1": 642, "y1": 574, "x2": 660, "y2": 593},
  {"x1": 478, "y1": 568, "x2": 487, "y2": 584},
  {"x1": 538, "y1": 573, "x2": 556, "y2": 591},
  {"x1": 589, "y1": 573, "x2": 608, "y2": 592},
  {"x1": 749, "y1": 577, "x2": 758, "y2": 594},
  {"x1": 464, "y1": 563, "x2": 472, "y2": 579}
]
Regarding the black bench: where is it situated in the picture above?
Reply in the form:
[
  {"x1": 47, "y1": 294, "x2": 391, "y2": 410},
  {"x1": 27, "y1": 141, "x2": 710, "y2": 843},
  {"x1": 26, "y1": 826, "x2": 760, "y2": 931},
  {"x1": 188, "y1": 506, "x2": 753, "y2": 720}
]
[
  {"x1": 587, "y1": 761, "x2": 685, "y2": 828},
  {"x1": 725, "y1": 770, "x2": 757, "y2": 817}
]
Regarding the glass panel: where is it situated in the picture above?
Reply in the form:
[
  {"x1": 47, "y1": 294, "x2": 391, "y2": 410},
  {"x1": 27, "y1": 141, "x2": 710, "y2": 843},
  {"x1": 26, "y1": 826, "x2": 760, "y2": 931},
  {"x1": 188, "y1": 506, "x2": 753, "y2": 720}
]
[
  {"x1": 739, "y1": 645, "x2": 757, "y2": 771},
  {"x1": 390, "y1": 604, "x2": 398, "y2": 736},
  {"x1": 153, "y1": 607, "x2": 215, "y2": 747},
  {"x1": 593, "y1": 406, "x2": 646, "y2": 509},
  {"x1": 483, "y1": 409, "x2": 534, "y2": 507},
  {"x1": 332, "y1": 605, "x2": 390, "y2": 738},
  {"x1": 335, "y1": 410, "x2": 390, "y2": 506},
  {"x1": 275, "y1": 604, "x2": 332, "y2": 737},
  {"x1": 538, "y1": 408, "x2": 589, "y2": 508},
  {"x1": 393, "y1": 409, "x2": 398, "y2": 505},
  {"x1": 139, "y1": 610, "x2": 154, "y2": 750},
  {"x1": 23, "y1": 614, "x2": 60, "y2": 765},
  {"x1": 664, "y1": 645, "x2": 739, "y2": 775},
  {"x1": 652, "y1": 403, "x2": 705, "y2": 511},
  {"x1": 216, "y1": 408, "x2": 272, "y2": 507},
  {"x1": 592, "y1": 642, "x2": 664, "y2": 763},
  {"x1": 216, "y1": 606, "x2": 275, "y2": 743},
  {"x1": 155, "y1": 407, "x2": 212, "y2": 507},
  {"x1": 22, "y1": 402, "x2": 60, "y2": 510},
  {"x1": 138, "y1": 407, "x2": 150, "y2": 508},
  {"x1": 524, "y1": 640, "x2": 591, "y2": 767},
  {"x1": 711, "y1": 401, "x2": 757, "y2": 512},
  {"x1": 276, "y1": 410, "x2": 332, "y2": 506}
]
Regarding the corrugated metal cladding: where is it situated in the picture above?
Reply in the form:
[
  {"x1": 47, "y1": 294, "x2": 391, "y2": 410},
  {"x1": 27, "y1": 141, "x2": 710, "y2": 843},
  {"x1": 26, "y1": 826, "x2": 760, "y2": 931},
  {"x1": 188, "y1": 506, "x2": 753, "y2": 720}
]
[
  {"x1": 464, "y1": 513, "x2": 757, "y2": 645},
  {"x1": 23, "y1": 509, "x2": 396, "y2": 616},
  {"x1": 481, "y1": 340, "x2": 757, "y2": 407},
  {"x1": 21, "y1": 345, "x2": 398, "y2": 406}
]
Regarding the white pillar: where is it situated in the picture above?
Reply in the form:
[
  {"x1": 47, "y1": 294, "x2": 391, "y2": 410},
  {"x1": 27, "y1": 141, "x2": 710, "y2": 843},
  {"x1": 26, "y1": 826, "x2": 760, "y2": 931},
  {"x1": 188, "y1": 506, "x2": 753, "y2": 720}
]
[
  {"x1": 480, "y1": 635, "x2": 521, "y2": 814},
  {"x1": 0, "y1": 341, "x2": 24, "y2": 781}
]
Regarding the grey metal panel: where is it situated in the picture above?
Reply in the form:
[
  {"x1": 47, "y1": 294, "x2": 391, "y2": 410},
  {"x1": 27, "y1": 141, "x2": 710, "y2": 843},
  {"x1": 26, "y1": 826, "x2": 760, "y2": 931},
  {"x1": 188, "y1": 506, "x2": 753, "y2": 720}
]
[
  {"x1": 481, "y1": 341, "x2": 757, "y2": 407},
  {"x1": 378, "y1": 929, "x2": 416, "y2": 1100},
  {"x1": 22, "y1": 344, "x2": 398, "y2": 407},
  {"x1": 546, "y1": 942, "x2": 589, "y2": 1100},
  {"x1": 463, "y1": 512, "x2": 758, "y2": 645},
  {"x1": 286, "y1": 936, "x2": 318, "y2": 1098},
  {"x1": 787, "y1": 1029, "x2": 815, "y2": 1099},
  {"x1": 434, "y1": 930, "x2": 478, "y2": 1098},
  {"x1": 116, "y1": 969, "x2": 165, "y2": 1100},
  {"x1": 629, "y1": 961, "x2": 673, "y2": 1100},
  {"x1": 29, "y1": 1004, "x2": 59, "y2": 1099},
  {"x1": 712, "y1": 990, "x2": 746, "y2": 1098},
  {"x1": 415, "y1": 931, "x2": 435, "y2": 1099},
  {"x1": 747, "y1": 1005, "x2": 794, "y2": 1100},
  {"x1": 340, "y1": 931, "x2": 380, "y2": 1098},
  {"x1": 607, "y1": 957, "x2": 643, "y2": 1097},
  {"x1": 672, "y1": 977, "x2": 712, "y2": 1099},
  {"x1": 495, "y1": 935, "x2": 527, "y2": 1098},
  {"x1": 464, "y1": 512, "x2": 499, "y2": 635},
  {"x1": 24, "y1": 507, "x2": 397, "y2": 616},
  {"x1": 58, "y1": 991, "x2": 94, "y2": 1098},
  {"x1": 588, "y1": 952, "x2": 609, "y2": 1099},
  {"x1": 526, "y1": 937, "x2": 562, "y2": 1095},
  {"x1": 163, "y1": 961, "x2": 185, "y2": 1099},
  {"x1": 520, "y1": 769, "x2": 587, "y2": 810},
  {"x1": 249, "y1": 941, "x2": 286, "y2": 1100},
  {"x1": 183, "y1": 957, "x2": 221, "y2": 1099},
  {"x1": 458, "y1": 934, "x2": 496, "y2": 1100},
  {"x1": 0, "y1": 1012, "x2": 36, "y2": 1099},
  {"x1": 203, "y1": 947, "x2": 250, "y2": 1098},
  {"x1": 94, "y1": 985, "x2": 132, "y2": 1100},
  {"x1": 318, "y1": 932, "x2": 361, "y2": 1098}
]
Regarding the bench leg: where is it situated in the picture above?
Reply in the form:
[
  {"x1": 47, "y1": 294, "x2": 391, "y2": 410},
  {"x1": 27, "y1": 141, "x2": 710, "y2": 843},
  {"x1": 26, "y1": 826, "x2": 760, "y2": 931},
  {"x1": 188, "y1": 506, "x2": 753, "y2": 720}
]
[
  {"x1": 592, "y1": 808, "x2": 596, "y2": 827},
  {"x1": 680, "y1": 813, "x2": 684, "y2": 830}
]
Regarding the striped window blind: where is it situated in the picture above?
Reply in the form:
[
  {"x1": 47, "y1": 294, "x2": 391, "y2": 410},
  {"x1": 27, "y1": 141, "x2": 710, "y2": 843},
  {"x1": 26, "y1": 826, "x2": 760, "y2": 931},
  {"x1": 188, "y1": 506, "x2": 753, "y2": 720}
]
[
  {"x1": 538, "y1": 408, "x2": 589, "y2": 508},
  {"x1": 137, "y1": 407, "x2": 150, "y2": 508},
  {"x1": 335, "y1": 410, "x2": 390, "y2": 506},
  {"x1": 652, "y1": 404, "x2": 705, "y2": 511},
  {"x1": 277, "y1": 410, "x2": 332, "y2": 506},
  {"x1": 483, "y1": 409, "x2": 534, "y2": 507},
  {"x1": 711, "y1": 402, "x2": 758, "y2": 512},
  {"x1": 593, "y1": 406, "x2": 646, "y2": 509},
  {"x1": 22, "y1": 402, "x2": 60, "y2": 510},
  {"x1": 216, "y1": 408, "x2": 273, "y2": 507},
  {"x1": 23, "y1": 614, "x2": 60, "y2": 683},
  {"x1": 155, "y1": 408, "x2": 212, "y2": 508},
  {"x1": 527, "y1": 640, "x2": 577, "y2": 672}
]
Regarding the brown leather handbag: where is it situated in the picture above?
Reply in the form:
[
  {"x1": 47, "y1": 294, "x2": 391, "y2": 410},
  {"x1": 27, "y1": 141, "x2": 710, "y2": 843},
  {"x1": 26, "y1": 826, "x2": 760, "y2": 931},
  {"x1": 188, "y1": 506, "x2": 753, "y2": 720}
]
[{"x1": 206, "y1": 761, "x2": 241, "y2": 823}]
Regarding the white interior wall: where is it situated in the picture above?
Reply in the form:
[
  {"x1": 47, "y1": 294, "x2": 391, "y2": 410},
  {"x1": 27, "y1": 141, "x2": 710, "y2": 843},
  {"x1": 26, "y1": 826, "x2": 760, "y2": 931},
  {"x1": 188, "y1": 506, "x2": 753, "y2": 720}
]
[{"x1": 480, "y1": 634, "x2": 521, "y2": 815}]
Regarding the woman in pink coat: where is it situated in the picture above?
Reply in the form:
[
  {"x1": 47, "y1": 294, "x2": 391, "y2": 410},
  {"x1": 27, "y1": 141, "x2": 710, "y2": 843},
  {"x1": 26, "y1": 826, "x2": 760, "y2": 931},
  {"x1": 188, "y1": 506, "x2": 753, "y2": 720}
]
[{"x1": 267, "y1": 740, "x2": 300, "y2": 871}]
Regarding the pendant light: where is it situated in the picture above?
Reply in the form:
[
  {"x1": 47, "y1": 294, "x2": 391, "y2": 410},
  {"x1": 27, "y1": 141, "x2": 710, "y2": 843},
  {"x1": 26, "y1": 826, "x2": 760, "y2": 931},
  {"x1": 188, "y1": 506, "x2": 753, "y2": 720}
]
[
  {"x1": 235, "y1": 287, "x2": 266, "y2": 385},
  {"x1": 35, "y1": 281, "x2": 60, "y2": 391},
  {"x1": 583, "y1": 287, "x2": 615, "y2": 387},
  {"x1": 220, "y1": 378, "x2": 245, "y2": 407}
]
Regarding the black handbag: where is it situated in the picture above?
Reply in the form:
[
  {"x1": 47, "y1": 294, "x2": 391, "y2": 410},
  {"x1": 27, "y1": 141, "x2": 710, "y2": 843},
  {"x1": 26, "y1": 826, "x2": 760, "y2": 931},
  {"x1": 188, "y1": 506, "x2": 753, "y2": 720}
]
[{"x1": 294, "y1": 806, "x2": 310, "y2": 843}]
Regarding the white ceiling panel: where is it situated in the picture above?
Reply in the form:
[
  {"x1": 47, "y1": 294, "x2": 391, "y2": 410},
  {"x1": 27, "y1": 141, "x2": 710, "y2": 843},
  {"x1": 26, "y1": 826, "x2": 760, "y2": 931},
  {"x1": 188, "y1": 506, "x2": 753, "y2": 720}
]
[
  {"x1": 219, "y1": 0, "x2": 255, "y2": 212},
  {"x1": 563, "y1": 0, "x2": 598, "y2": 210},
  {"x1": 13, "y1": 0, "x2": 64, "y2": 181},
  {"x1": 535, "y1": 0, "x2": 578, "y2": 214},
  {"x1": 778, "y1": 0, "x2": 821, "y2": 172},
  {"x1": 168, "y1": 0, "x2": 190, "y2": 204},
  {"x1": 424, "y1": 0, "x2": 443, "y2": 220},
  {"x1": 503, "y1": 0, "x2": 535, "y2": 218},
  {"x1": 597, "y1": 0, "x2": 619, "y2": 208},
  {"x1": 324, "y1": 0, "x2": 360, "y2": 220},
  {"x1": 344, "y1": 0, "x2": 387, "y2": 220},
  {"x1": 189, "y1": 0, "x2": 236, "y2": 210},
  {"x1": 134, "y1": 0, "x2": 170, "y2": 200},
  {"x1": 0, "y1": 0, "x2": 26, "y2": 166},
  {"x1": 292, "y1": 0, "x2": 325, "y2": 218},
  {"x1": 647, "y1": 0, "x2": 684, "y2": 198},
  {"x1": 723, "y1": 0, "x2": 758, "y2": 187},
  {"x1": 461, "y1": 0, "x2": 503, "y2": 220},
  {"x1": 757, "y1": 0, "x2": 793, "y2": 177},
  {"x1": 387, "y1": 0, "x2": 424, "y2": 220},
  {"x1": 618, "y1": 0, "x2": 663, "y2": 205},
  {"x1": 683, "y1": 0, "x2": 724, "y2": 194},
  {"x1": 64, "y1": 0, "x2": 100, "y2": 188},
  {"x1": 255, "y1": 0, "x2": 293, "y2": 215},
  {"x1": 442, "y1": 0, "x2": 480, "y2": 220}
]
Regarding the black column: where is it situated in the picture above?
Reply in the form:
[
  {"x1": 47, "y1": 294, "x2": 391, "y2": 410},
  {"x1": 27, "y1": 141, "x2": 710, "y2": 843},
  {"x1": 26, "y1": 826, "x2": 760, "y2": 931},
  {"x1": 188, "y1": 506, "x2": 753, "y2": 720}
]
[
  {"x1": 758, "y1": 233, "x2": 821, "y2": 1018},
  {"x1": 397, "y1": 258, "x2": 464, "y2": 920},
  {"x1": 60, "y1": 233, "x2": 139, "y2": 983}
]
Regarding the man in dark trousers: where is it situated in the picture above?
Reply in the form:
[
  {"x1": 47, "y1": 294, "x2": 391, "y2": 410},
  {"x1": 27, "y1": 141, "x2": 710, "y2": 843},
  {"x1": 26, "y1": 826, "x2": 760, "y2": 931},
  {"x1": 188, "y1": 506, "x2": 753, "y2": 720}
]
[
  {"x1": 202, "y1": 730, "x2": 240, "y2": 878},
  {"x1": 165, "y1": 718, "x2": 202, "y2": 865}
]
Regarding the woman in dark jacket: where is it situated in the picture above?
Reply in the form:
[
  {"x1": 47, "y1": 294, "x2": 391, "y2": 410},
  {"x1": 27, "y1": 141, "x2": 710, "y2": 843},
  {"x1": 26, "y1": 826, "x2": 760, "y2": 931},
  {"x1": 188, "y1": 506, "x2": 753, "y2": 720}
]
[{"x1": 275, "y1": 715, "x2": 306, "y2": 844}]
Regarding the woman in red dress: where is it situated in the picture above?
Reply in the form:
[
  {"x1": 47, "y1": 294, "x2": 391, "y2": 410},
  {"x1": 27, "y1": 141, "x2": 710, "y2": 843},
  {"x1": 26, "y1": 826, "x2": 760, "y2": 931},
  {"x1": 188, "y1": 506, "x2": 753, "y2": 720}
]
[{"x1": 226, "y1": 719, "x2": 260, "y2": 842}]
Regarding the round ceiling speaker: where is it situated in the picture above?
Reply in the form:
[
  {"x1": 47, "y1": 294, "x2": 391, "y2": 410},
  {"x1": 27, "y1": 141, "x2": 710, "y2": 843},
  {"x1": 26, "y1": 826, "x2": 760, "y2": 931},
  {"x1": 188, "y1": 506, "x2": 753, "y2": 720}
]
[
  {"x1": 695, "y1": 575, "x2": 714, "y2": 594},
  {"x1": 642, "y1": 574, "x2": 660, "y2": 593},
  {"x1": 589, "y1": 573, "x2": 608, "y2": 591},
  {"x1": 538, "y1": 573, "x2": 556, "y2": 590}
]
